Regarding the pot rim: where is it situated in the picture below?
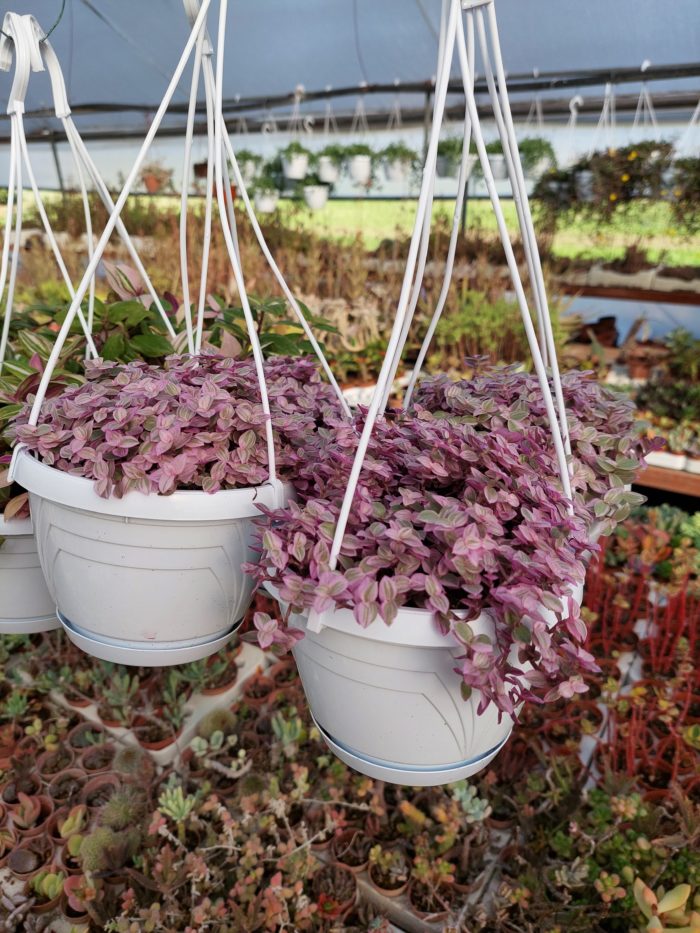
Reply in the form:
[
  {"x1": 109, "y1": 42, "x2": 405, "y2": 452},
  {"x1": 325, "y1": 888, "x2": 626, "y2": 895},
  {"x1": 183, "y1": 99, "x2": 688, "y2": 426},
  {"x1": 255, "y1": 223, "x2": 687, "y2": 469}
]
[
  {"x1": 0, "y1": 514, "x2": 33, "y2": 536},
  {"x1": 15, "y1": 449, "x2": 288, "y2": 522}
]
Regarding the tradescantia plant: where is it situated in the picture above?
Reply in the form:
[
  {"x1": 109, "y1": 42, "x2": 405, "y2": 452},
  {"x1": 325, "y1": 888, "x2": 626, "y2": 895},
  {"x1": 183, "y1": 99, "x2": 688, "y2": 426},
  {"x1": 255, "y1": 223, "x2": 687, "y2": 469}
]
[
  {"x1": 247, "y1": 407, "x2": 599, "y2": 716},
  {"x1": 412, "y1": 361, "x2": 659, "y2": 537},
  {"x1": 11, "y1": 354, "x2": 343, "y2": 499}
]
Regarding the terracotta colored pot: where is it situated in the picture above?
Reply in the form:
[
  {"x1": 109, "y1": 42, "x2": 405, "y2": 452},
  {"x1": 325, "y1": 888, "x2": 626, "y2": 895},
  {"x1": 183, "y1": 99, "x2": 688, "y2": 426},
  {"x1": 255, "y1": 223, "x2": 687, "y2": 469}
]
[
  {"x1": 407, "y1": 879, "x2": 454, "y2": 923},
  {"x1": 67, "y1": 722, "x2": 106, "y2": 751},
  {"x1": 201, "y1": 673, "x2": 238, "y2": 696},
  {"x1": 133, "y1": 717, "x2": 183, "y2": 752},
  {"x1": 37, "y1": 746, "x2": 76, "y2": 778},
  {"x1": 330, "y1": 828, "x2": 371, "y2": 874},
  {"x1": 0, "y1": 826, "x2": 18, "y2": 868},
  {"x1": 48, "y1": 769, "x2": 86, "y2": 807},
  {"x1": 80, "y1": 773, "x2": 120, "y2": 809},
  {"x1": 12, "y1": 794, "x2": 54, "y2": 838},
  {"x1": 7, "y1": 837, "x2": 54, "y2": 880},
  {"x1": 242, "y1": 675, "x2": 274, "y2": 708},
  {"x1": 312, "y1": 862, "x2": 357, "y2": 921},
  {"x1": 80, "y1": 743, "x2": 116, "y2": 774},
  {"x1": 143, "y1": 173, "x2": 162, "y2": 194},
  {"x1": 368, "y1": 863, "x2": 410, "y2": 898}
]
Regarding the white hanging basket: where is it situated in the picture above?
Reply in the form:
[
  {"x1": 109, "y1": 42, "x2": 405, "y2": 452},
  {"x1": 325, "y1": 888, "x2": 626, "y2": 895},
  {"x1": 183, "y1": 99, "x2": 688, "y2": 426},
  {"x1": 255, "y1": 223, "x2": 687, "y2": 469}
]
[
  {"x1": 384, "y1": 159, "x2": 411, "y2": 184},
  {"x1": 303, "y1": 184, "x2": 329, "y2": 210},
  {"x1": 282, "y1": 153, "x2": 309, "y2": 180},
  {"x1": 15, "y1": 451, "x2": 289, "y2": 665},
  {"x1": 239, "y1": 158, "x2": 258, "y2": 185},
  {"x1": 289, "y1": 603, "x2": 511, "y2": 784},
  {"x1": 317, "y1": 156, "x2": 339, "y2": 185},
  {"x1": 0, "y1": 516, "x2": 58, "y2": 634},
  {"x1": 488, "y1": 153, "x2": 508, "y2": 180},
  {"x1": 348, "y1": 154, "x2": 372, "y2": 185},
  {"x1": 254, "y1": 189, "x2": 279, "y2": 214}
]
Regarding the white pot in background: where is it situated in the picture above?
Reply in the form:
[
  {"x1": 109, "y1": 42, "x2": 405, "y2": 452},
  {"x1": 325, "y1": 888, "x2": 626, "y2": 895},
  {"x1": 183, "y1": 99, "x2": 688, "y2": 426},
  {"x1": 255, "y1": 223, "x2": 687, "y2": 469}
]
[
  {"x1": 384, "y1": 159, "x2": 411, "y2": 184},
  {"x1": 0, "y1": 515, "x2": 58, "y2": 634},
  {"x1": 303, "y1": 185, "x2": 329, "y2": 211},
  {"x1": 239, "y1": 159, "x2": 258, "y2": 185},
  {"x1": 254, "y1": 190, "x2": 279, "y2": 214},
  {"x1": 348, "y1": 154, "x2": 372, "y2": 186},
  {"x1": 488, "y1": 153, "x2": 508, "y2": 180},
  {"x1": 282, "y1": 153, "x2": 309, "y2": 181},
  {"x1": 16, "y1": 451, "x2": 288, "y2": 666},
  {"x1": 318, "y1": 156, "x2": 340, "y2": 185},
  {"x1": 575, "y1": 170, "x2": 595, "y2": 202},
  {"x1": 436, "y1": 155, "x2": 458, "y2": 178},
  {"x1": 646, "y1": 450, "x2": 688, "y2": 471},
  {"x1": 526, "y1": 156, "x2": 553, "y2": 180}
]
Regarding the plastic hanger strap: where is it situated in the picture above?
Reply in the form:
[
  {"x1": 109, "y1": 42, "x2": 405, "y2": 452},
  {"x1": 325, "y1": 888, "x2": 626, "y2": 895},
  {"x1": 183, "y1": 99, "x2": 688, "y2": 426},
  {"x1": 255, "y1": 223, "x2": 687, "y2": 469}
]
[{"x1": 0, "y1": 13, "x2": 45, "y2": 115}]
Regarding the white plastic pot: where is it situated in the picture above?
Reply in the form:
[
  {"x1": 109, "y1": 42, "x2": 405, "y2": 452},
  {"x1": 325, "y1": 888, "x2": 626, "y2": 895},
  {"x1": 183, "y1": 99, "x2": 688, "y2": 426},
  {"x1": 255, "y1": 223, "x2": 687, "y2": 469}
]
[
  {"x1": 239, "y1": 159, "x2": 258, "y2": 185},
  {"x1": 282, "y1": 153, "x2": 309, "y2": 180},
  {"x1": 686, "y1": 457, "x2": 700, "y2": 475},
  {"x1": 303, "y1": 185, "x2": 329, "y2": 211},
  {"x1": 281, "y1": 578, "x2": 585, "y2": 786},
  {"x1": 15, "y1": 451, "x2": 288, "y2": 666},
  {"x1": 575, "y1": 170, "x2": 595, "y2": 202},
  {"x1": 254, "y1": 190, "x2": 279, "y2": 214},
  {"x1": 318, "y1": 156, "x2": 340, "y2": 185},
  {"x1": 646, "y1": 450, "x2": 687, "y2": 471},
  {"x1": 525, "y1": 156, "x2": 553, "y2": 180},
  {"x1": 289, "y1": 604, "x2": 511, "y2": 785},
  {"x1": 487, "y1": 153, "x2": 507, "y2": 180},
  {"x1": 436, "y1": 155, "x2": 458, "y2": 178},
  {"x1": 348, "y1": 154, "x2": 372, "y2": 186},
  {"x1": 0, "y1": 515, "x2": 58, "y2": 634},
  {"x1": 384, "y1": 159, "x2": 411, "y2": 184}
]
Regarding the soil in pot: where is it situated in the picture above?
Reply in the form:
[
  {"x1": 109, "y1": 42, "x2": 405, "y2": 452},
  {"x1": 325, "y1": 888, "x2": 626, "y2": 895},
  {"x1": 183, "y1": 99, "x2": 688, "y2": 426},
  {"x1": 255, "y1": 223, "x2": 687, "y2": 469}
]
[
  {"x1": 37, "y1": 746, "x2": 75, "y2": 778},
  {"x1": 133, "y1": 716, "x2": 182, "y2": 751},
  {"x1": 68, "y1": 722, "x2": 106, "y2": 751},
  {"x1": 80, "y1": 744, "x2": 116, "y2": 773},
  {"x1": 368, "y1": 848, "x2": 411, "y2": 897},
  {"x1": 408, "y1": 879, "x2": 456, "y2": 922},
  {"x1": 312, "y1": 862, "x2": 357, "y2": 921},
  {"x1": 331, "y1": 828, "x2": 372, "y2": 873},
  {"x1": 8, "y1": 837, "x2": 54, "y2": 879},
  {"x1": 81, "y1": 774, "x2": 120, "y2": 809},
  {"x1": 242, "y1": 675, "x2": 274, "y2": 708},
  {"x1": 12, "y1": 794, "x2": 54, "y2": 838},
  {"x1": 48, "y1": 770, "x2": 86, "y2": 807},
  {"x1": 268, "y1": 660, "x2": 299, "y2": 689},
  {"x1": 201, "y1": 666, "x2": 238, "y2": 696}
]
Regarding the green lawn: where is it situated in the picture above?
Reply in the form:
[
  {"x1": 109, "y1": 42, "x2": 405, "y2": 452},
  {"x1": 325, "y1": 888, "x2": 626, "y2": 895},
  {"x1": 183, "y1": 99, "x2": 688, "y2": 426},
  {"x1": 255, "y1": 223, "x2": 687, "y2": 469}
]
[{"x1": 279, "y1": 198, "x2": 700, "y2": 265}]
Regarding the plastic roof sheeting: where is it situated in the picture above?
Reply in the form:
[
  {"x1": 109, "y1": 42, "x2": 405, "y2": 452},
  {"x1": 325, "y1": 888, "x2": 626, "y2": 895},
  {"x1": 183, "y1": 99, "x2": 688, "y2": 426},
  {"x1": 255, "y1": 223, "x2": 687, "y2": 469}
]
[{"x1": 0, "y1": 0, "x2": 698, "y2": 139}]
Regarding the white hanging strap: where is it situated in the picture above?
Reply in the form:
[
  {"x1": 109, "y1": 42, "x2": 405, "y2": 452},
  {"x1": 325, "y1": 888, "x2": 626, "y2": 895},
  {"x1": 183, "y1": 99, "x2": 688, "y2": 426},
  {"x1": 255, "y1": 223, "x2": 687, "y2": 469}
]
[
  {"x1": 522, "y1": 71, "x2": 544, "y2": 135},
  {"x1": 323, "y1": 92, "x2": 339, "y2": 136},
  {"x1": 36, "y1": 24, "x2": 177, "y2": 340},
  {"x1": 387, "y1": 83, "x2": 402, "y2": 130},
  {"x1": 675, "y1": 96, "x2": 700, "y2": 157},
  {"x1": 20, "y1": 0, "x2": 215, "y2": 442},
  {"x1": 0, "y1": 14, "x2": 98, "y2": 362},
  {"x1": 287, "y1": 84, "x2": 305, "y2": 136},
  {"x1": 632, "y1": 63, "x2": 658, "y2": 134},
  {"x1": 589, "y1": 82, "x2": 616, "y2": 157},
  {"x1": 350, "y1": 91, "x2": 370, "y2": 135},
  {"x1": 308, "y1": 0, "x2": 572, "y2": 632}
]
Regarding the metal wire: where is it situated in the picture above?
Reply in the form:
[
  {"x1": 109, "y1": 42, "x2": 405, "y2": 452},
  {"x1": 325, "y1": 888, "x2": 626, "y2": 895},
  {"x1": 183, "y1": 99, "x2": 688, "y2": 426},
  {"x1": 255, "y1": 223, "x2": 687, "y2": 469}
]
[{"x1": 1, "y1": 0, "x2": 66, "y2": 40}]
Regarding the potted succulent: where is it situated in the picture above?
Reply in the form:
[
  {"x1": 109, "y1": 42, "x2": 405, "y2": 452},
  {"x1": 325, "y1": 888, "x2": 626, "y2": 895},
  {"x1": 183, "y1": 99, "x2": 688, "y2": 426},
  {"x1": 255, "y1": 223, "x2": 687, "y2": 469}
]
[
  {"x1": 250, "y1": 162, "x2": 282, "y2": 214},
  {"x1": 368, "y1": 845, "x2": 411, "y2": 897},
  {"x1": 485, "y1": 139, "x2": 507, "y2": 180},
  {"x1": 28, "y1": 868, "x2": 66, "y2": 914},
  {"x1": 301, "y1": 172, "x2": 330, "y2": 211},
  {"x1": 233, "y1": 149, "x2": 262, "y2": 185},
  {"x1": 140, "y1": 160, "x2": 173, "y2": 195},
  {"x1": 437, "y1": 137, "x2": 466, "y2": 178},
  {"x1": 518, "y1": 137, "x2": 556, "y2": 179},
  {"x1": 380, "y1": 142, "x2": 419, "y2": 184},
  {"x1": 12, "y1": 355, "x2": 342, "y2": 665},
  {"x1": 344, "y1": 144, "x2": 375, "y2": 186},
  {"x1": 248, "y1": 364, "x2": 653, "y2": 784},
  {"x1": 280, "y1": 141, "x2": 311, "y2": 181},
  {"x1": 317, "y1": 144, "x2": 345, "y2": 185}
]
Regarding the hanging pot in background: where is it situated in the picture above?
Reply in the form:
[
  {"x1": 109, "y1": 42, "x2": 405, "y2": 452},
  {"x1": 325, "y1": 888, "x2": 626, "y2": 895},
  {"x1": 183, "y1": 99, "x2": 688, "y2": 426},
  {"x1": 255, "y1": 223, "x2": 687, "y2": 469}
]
[
  {"x1": 318, "y1": 156, "x2": 340, "y2": 185},
  {"x1": 0, "y1": 516, "x2": 58, "y2": 634},
  {"x1": 254, "y1": 189, "x2": 279, "y2": 214},
  {"x1": 348, "y1": 155, "x2": 372, "y2": 186},
  {"x1": 16, "y1": 451, "x2": 286, "y2": 666},
  {"x1": 303, "y1": 185, "x2": 329, "y2": 211}
]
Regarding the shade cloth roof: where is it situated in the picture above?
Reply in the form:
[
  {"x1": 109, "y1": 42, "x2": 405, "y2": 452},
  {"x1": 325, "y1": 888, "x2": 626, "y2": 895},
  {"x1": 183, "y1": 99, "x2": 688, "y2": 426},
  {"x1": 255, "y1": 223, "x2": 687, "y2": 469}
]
[{"x1": 0, "y1": 0, "x2": 698, "y2": 141}]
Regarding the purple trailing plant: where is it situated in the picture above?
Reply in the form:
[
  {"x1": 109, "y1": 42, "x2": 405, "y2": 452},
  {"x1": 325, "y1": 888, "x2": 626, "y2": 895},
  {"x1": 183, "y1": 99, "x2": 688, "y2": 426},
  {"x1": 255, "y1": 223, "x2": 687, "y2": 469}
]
[
  {"x1": 246, "y1": 408, "x2": 599, "y2": 716},
  {"x1": 11, "y1": 354, "x2": 343, "y2": 498},
  {"x1": 412, "y1": 360, "x2": 660, "y2": 536}
]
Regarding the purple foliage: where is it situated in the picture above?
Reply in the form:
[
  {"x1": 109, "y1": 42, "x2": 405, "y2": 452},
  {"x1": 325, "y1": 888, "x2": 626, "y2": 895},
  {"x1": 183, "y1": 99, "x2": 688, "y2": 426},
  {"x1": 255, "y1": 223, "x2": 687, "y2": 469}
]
[
  {"x1": 246, "y1": 407, "x2": 600, "y2": 715},
  {"x1": 12, "y1": 354, "x2": 343, "y2": 498}
]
